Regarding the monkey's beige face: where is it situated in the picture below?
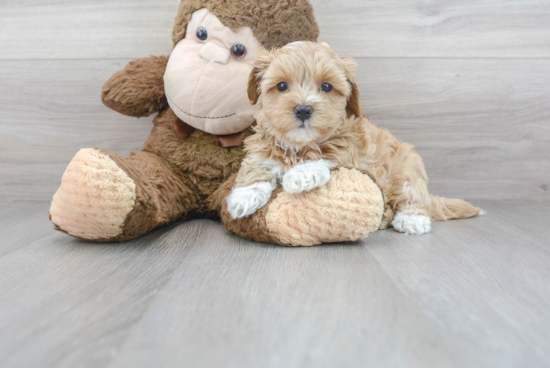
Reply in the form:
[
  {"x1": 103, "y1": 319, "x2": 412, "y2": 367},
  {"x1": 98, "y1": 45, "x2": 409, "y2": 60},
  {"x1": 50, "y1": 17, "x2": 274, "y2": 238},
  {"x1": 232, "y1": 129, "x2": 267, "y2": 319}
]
[
  {"x1": 164, "y1": 9, "x2": 262, "y2": 135},
  {"x1": 254, "y1": 42, "x2": 356, "y2": 147}
]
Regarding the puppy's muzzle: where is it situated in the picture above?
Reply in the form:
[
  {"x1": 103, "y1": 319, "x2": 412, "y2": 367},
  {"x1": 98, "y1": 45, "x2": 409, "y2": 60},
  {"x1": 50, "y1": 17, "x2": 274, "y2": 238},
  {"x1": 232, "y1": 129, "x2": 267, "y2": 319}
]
[{"x1": 294, "y1": 105, "x2": 313, "y2": 125}]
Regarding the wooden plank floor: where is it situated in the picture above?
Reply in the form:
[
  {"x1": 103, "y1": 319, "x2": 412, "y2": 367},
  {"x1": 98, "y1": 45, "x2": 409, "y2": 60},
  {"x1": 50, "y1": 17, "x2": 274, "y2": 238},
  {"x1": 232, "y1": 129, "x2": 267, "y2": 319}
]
[{"x1": 0, "y1": 201, "x2": 549, "y2": 367}]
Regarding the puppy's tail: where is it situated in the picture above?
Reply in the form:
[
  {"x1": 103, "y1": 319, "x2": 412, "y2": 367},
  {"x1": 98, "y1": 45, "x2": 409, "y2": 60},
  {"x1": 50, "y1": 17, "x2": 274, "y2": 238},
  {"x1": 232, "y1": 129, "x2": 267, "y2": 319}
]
[{"x1": 429, "y1": 195, "x2": 481, "y2": 221}]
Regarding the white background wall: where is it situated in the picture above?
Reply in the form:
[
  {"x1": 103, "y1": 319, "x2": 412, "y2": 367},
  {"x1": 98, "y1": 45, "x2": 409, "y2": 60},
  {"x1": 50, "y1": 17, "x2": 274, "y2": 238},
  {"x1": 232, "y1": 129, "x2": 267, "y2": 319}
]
[{"x1": 1, "y1": 0, "x2": 549, "y2": 200}]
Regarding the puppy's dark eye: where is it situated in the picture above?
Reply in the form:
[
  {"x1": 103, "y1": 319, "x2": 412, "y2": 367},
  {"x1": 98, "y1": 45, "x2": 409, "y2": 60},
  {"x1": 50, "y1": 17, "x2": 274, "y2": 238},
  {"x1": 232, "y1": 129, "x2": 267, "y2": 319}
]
[
  {"x1": 231, "y1": 44, "x2": 247, "y2": 58},
  {"x1": 321, "y1": 83, "x2": 333, "y2": 92},
  {"x1": 197, "y1": 27, "x2": 208, "y2": 42},
  {"x1": 277, "y1": 82, "x2": 288, "y2": 92}
]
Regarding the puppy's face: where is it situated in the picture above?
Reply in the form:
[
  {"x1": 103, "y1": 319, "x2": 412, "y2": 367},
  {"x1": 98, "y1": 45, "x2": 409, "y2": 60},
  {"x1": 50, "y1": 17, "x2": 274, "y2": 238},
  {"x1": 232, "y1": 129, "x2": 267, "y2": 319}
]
[{"x1": 248, "y1": 42, "x2": 362, "y2": 147}]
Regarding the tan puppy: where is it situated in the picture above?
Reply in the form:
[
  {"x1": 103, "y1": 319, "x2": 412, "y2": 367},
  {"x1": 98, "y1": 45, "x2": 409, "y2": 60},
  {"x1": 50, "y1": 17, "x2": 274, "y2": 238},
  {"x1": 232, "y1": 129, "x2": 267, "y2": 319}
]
[{"x1": 227, "y1": 41, "x2": 480, "y2": 235}]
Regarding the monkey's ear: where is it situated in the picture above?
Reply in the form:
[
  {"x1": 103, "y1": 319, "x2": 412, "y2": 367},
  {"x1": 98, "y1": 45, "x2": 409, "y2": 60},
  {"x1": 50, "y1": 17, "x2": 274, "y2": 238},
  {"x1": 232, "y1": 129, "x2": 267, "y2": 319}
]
[
  {"x1": 343, "y1": 57, "x2": 363, "y2": 118},
  {"x1": 248, "y1": 49, "x2": 274, "y2": 105}
]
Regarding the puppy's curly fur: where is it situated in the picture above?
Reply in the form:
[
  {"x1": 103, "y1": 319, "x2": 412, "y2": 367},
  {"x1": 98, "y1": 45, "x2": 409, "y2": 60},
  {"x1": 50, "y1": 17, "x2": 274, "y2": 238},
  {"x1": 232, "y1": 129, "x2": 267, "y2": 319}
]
[{"x1": 227, "y1": 42, "x2": 480, "y2": 234}]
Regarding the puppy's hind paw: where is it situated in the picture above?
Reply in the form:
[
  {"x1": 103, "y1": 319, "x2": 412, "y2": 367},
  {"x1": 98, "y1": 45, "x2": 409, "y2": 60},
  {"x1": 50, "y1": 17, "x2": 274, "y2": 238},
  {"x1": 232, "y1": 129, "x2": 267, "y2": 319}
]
[
  {"x1": 392, "y1": 212, "x2": 432, "y2": 235},
  {"x1": 282, "y1": 160, "x2": 333, "y2": 194},
  {"x1": 226, "y1": 182, "x2": 274, "y2": 220}
]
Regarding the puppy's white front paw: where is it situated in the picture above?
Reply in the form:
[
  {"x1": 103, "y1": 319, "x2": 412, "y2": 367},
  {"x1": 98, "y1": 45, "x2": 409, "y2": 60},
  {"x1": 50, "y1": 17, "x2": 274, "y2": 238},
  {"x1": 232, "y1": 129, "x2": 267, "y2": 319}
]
[
  {"x1": 392, "y1": 212, "x2": 432, "y2": 235},
  {"x1": 282, "y1": 160, "x2": 333, "y2": 194},
  {"x1": 226, "y1": 182, "x2": 274, "y2": 220}
]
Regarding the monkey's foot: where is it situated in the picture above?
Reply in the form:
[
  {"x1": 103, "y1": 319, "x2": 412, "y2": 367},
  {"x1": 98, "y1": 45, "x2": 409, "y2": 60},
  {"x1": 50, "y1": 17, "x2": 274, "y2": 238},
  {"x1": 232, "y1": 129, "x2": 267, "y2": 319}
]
[
  {"x1": 50, "y1": 148, "x2": 137, "y2": 241},
  {"x1": 218, "y1": 168, "x2": 385, "y2": 247}
]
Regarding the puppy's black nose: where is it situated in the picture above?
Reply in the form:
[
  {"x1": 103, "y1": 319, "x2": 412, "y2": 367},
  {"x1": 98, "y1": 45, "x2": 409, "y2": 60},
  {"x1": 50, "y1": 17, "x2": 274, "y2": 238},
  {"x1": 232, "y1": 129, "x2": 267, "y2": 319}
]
[{"x1": 294, "y1": 105, "x2": 313, "y2": 122}]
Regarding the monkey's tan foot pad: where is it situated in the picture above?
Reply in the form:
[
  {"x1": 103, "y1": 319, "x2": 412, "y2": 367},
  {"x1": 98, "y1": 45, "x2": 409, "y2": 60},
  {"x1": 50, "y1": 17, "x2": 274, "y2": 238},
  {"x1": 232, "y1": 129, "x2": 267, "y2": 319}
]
[
  {"x1": 221, "y1": 168, "x2": 385, "y2": 247},
  {"x1": 265, "y1": 168, "x2": 384, "y2": 246},
  {"x1": 50, "y1": 148, "x2": 136, "y2": 241}
]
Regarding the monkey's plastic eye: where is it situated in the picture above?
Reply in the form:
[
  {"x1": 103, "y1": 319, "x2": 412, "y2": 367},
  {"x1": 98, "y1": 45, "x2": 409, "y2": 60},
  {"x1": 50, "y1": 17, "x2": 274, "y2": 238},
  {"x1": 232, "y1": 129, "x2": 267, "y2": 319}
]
[
  {"x1": 231, "y1": 44, "x2": 247, "y2": 58},
  {"x1": 277, "y1": 82, "x2": 288, "y2": 92},
  {"x1": 197, "y1": 27, "x2": 208, "y2": 42},
  {"x1": 321, "y1": 83, "x2": 333, "y2": 92}
]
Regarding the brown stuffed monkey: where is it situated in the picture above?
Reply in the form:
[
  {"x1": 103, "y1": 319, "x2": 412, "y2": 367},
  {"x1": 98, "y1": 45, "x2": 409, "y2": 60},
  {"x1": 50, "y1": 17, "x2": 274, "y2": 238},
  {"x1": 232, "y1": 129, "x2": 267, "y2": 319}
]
[{"x1": 49, "y1": 0, "x2": 386, "y2": 245}]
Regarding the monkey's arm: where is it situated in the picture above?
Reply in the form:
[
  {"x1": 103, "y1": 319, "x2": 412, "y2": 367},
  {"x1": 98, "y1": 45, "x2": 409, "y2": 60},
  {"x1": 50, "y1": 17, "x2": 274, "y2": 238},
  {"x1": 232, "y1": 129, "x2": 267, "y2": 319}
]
[{"x1": 102, "y1": 55, "x2": 169, "y2": 118}]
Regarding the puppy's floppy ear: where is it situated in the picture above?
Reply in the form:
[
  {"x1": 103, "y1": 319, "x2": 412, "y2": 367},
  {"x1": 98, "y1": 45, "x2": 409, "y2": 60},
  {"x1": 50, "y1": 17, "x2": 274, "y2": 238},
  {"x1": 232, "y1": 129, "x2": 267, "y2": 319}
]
[
  {"x1": 343, "y1": 57, "x2": 363, "y2": 117},
  {"x1": 247, "y1": 68, "x2": 262, "y2": 105},
  {"x1": 248, "y1": 49, "x2": 274, "y2": 105}
]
